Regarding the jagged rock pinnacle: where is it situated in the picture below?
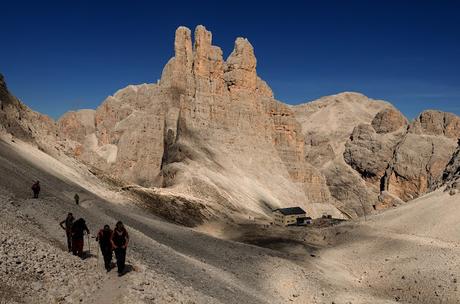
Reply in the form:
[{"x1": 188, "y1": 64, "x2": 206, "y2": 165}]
[{"x1": 160, "y1": 25, "x2": 273, "y2": 98}]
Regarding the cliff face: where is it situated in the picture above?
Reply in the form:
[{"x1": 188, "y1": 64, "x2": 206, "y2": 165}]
[
  {"x1": 293, "y1": 93, "x2": 460, "y2": 215},
  {"x1": 0, "y1": 74, "x2": 58, "y2": 154},
  {"x1": 291, "y1": 93, "x2": 396, "y2": 217},
  {"x1": 57, "y1": 25, "x2": 337, "y2": 220},
  {"x1": 3, "y1": 25, "x2": 459, "y2": 223},
  {"x1": 443, "y1": 141, "x2": 460, "y2": 195},
  {"x1": 344, "y1": 109, "x2": 459, "y2": 206}
]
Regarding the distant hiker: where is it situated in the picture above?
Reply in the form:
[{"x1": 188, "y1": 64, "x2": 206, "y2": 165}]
[
  {"x1": 111, "y1": 221, "x2": 129, "y2": 276},
  {"x1": 71, "y1": 218, "x2": 90, "y2": 258},
  {"x1": 31, "y1": 181, "x2": 40, "y2": 198},
  {"x1": 59, "y1": 213, "x2": 75, "y2": 252},
  {"x1": 96, "y1": 224, "x2": 113, "y2": 272},
  {"x1": 74, "y1": 193, "x2": 80, "y2": 205}
]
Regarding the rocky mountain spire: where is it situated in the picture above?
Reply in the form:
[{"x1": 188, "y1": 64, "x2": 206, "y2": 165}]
[
  {"x1": 159, "y1": 26, "x2": 194, "y2": 93},
  {"x1": 224, "y1": 38, "x2": 257, "y2": 91},
  {"x1": 160, "y1": 25, "x2": 273, "y2": 98},
  {"x1": 192, "y1": 25, "x2": 226, "y2": 94}
]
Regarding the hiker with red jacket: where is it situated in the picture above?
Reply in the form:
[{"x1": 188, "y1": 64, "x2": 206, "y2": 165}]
[
  {"x1": 31, "y1": 181, "x2": 40, "y2": 198},
  {"x1": 96, "y1": 224, "x2": 113, "y2": 272},
  {"x1": 111, "y1": 221, "x2": 129, "y2": 276},
  {"x1": 59, "y1": 213, "x2": 75, "y2": 252},
  {"x1": 71, "y1": 218, "x2": 90, "y2": 258}
]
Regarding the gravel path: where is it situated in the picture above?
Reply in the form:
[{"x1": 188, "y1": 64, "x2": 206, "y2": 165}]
[
  {"x1": 0, "y1": 139, "x2": 326, "y2": 303},
  {"x1": 3, "y1": 138, "x2": 460, "y2": 304}
]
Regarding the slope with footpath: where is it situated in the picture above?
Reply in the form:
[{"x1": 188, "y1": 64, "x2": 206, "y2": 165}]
[
  {"x1": 0, "y1": 137, "x2": 337, "y2": 304},
  {"x1": 2, "y1": 135, "x2": 460, "y2": 304}
]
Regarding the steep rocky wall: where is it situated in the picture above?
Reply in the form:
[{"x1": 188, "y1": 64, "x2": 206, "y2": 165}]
[
  {"x1": 57, "y1": 26, "x2": 336, "y2": 219},
  {"x1": 161, "y1": 26, "x2": 334, "y2": 216},
  {"x1": 345, "y1": 109, "x2": 459, "y2": 203},
  {"x1": 292, "y1": 93, "x2": 393, "y2": 217},
  {"x1": 0, "y1": 74, "x2": 58, "y2": 155},
  {"x1": 443, "y1": 141, "x2": 460, "y2": 184},
  {"x1": 344, "y1": 108, "x2": 408, "y2": 188}
]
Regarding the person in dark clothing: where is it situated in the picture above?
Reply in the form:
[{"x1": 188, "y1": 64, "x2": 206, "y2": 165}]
[
  {"x1": 111, "y1": 221, "x2": 129, "y2": 276},
  {"x1": 31, "y1": 181, "x2": 40, "y2": 198},
  {"x1": 71, "y1": 218, "x2": 90, "y2": 258},
  {"x1": 74, "y1": 193, "x2": 80, "y2": 205},
  {"x1": 59, "y1": 213, "x2": 75, "y2": 252},
  {"x1": 96, "y1": 225, "x2": 113, "y2": 272}
]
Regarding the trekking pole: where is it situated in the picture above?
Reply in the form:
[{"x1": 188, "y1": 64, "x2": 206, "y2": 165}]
[
  {"x1": 87, "y1": 233, "x2": 91, "y2": 256},
  {"x1": 96, "y1": 241, "x2": 100, "y2": 268}
]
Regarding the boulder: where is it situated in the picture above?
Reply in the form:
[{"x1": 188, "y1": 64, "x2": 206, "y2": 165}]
[
  {"x1": 376, "y1": 191, "x2": 404, "y2": 210},
  {"x1": 409, "y1": 110, "x2": 460, "y2": 139},
  {"x1": 371, "y1": 108, "x2": 408, "y2": 134},
  {"x1": 344, "y1": 123, "x2": 403, "y2": 183}
]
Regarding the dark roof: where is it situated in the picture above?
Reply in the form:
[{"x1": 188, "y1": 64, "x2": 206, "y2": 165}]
[{"x1": 273, "y1": 207, "x2": 306, "y2": 215}]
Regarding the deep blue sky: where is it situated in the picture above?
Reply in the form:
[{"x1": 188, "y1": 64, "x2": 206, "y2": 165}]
[{"x1": 1, "y1": 0, "x2": 459, "y2": 119}]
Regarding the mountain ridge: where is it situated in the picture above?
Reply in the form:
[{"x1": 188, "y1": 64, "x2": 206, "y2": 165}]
[{"x1": 1, "y1": 25, "x2": 459, "y2": 223}]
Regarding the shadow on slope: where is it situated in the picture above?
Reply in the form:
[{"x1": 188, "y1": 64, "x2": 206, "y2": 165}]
[{"x1": 0, "y1": 138, "x2": 330, "y2": 303}]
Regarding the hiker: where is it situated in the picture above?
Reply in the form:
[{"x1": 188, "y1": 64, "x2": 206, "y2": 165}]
[
  {"x1": 96, "y1": 224, "x2": 113, "y2": 272},
  {"x1": 59, "y1": 213, "x2": 75, "y2": 252},
  {"x1": 31, "y1": 181, "x2": 40, "y2": 198},
  {"x1": 71, "y1": 218, "x2": 90, "y2": 258},
  {"x1": 74, "y1": 193, "x2": 80, "y2": 205},
  {"x1": 111, "y1": 221, "x2": 129, "y2": 276}
]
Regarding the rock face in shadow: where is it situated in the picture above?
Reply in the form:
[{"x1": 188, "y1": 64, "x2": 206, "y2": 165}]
[{"x1": 442, "y1": 139, "x2": 460, "y2": 183}]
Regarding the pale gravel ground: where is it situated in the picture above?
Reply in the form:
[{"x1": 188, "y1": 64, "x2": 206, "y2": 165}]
[
  {"x1": 0, "y1": 139, "x2": 329, "y2": 304},
  {"x1": 2, "y1": 138, "x2": 460, "y2": 304}
]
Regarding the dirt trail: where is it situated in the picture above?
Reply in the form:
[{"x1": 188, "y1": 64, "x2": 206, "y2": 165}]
[
  {"x1": 88, "y1": 270, "x2": 127, "y2": 304},
  {"x1": 2, "y1": 138, "x2": 460, "y2": 304},
  {"x1": 0, "y1": 139, "x2": 330, "y2": 303}
]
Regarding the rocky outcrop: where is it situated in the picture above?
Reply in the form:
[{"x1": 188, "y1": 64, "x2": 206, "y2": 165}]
[
  {"x1": 409, "y1": 110, "x2": 460, "y2": 139},
  {"x1": 224, "y1": 37, "x2": 273, "y2": 98},
  {"x1": 371, "y1": 108, "x2": 408, "y2": 134},
  {"x1": 292, "y1": 93, "x2": 393, "y2": 217},
  {"x1": 58, "y1": 25, "x2": 337, "y2": 221},
  {"x1": 375, "y1": 191, "x2": 404, "y2": 210},
  {"x1": 344, "y1": 108, "x2": 459, "y2": 203},
  {"x1": 384, "y1": 111, "x2": 460, "y2": 201},
  {"x1": 442, "y1": 141, "x2": 460, "y2": 191},
  {"x1": 69, "y1": 83, "x2": 165, "y2": 185},
  {"x1": 57, "y1": 110, "x2": 96, "y2": 143},
  {"x1": 296, "y1": 95, "x2": 460, "y2": 214},
  {"x1": 386, "y1": 133, "x2": 457, "y2": 201},
  {"x1": 0, "y1": 74, "x2": 58, "y2": 153},
  {"x1": 344, "y1": 123, "x2": 405, "y2": 184},
  {"x1": 322, "y1": 161, "x2": 379, "y2": 217},
  {"x1": 344, "y1": 108, "x2": 408, "y2": 187}
]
